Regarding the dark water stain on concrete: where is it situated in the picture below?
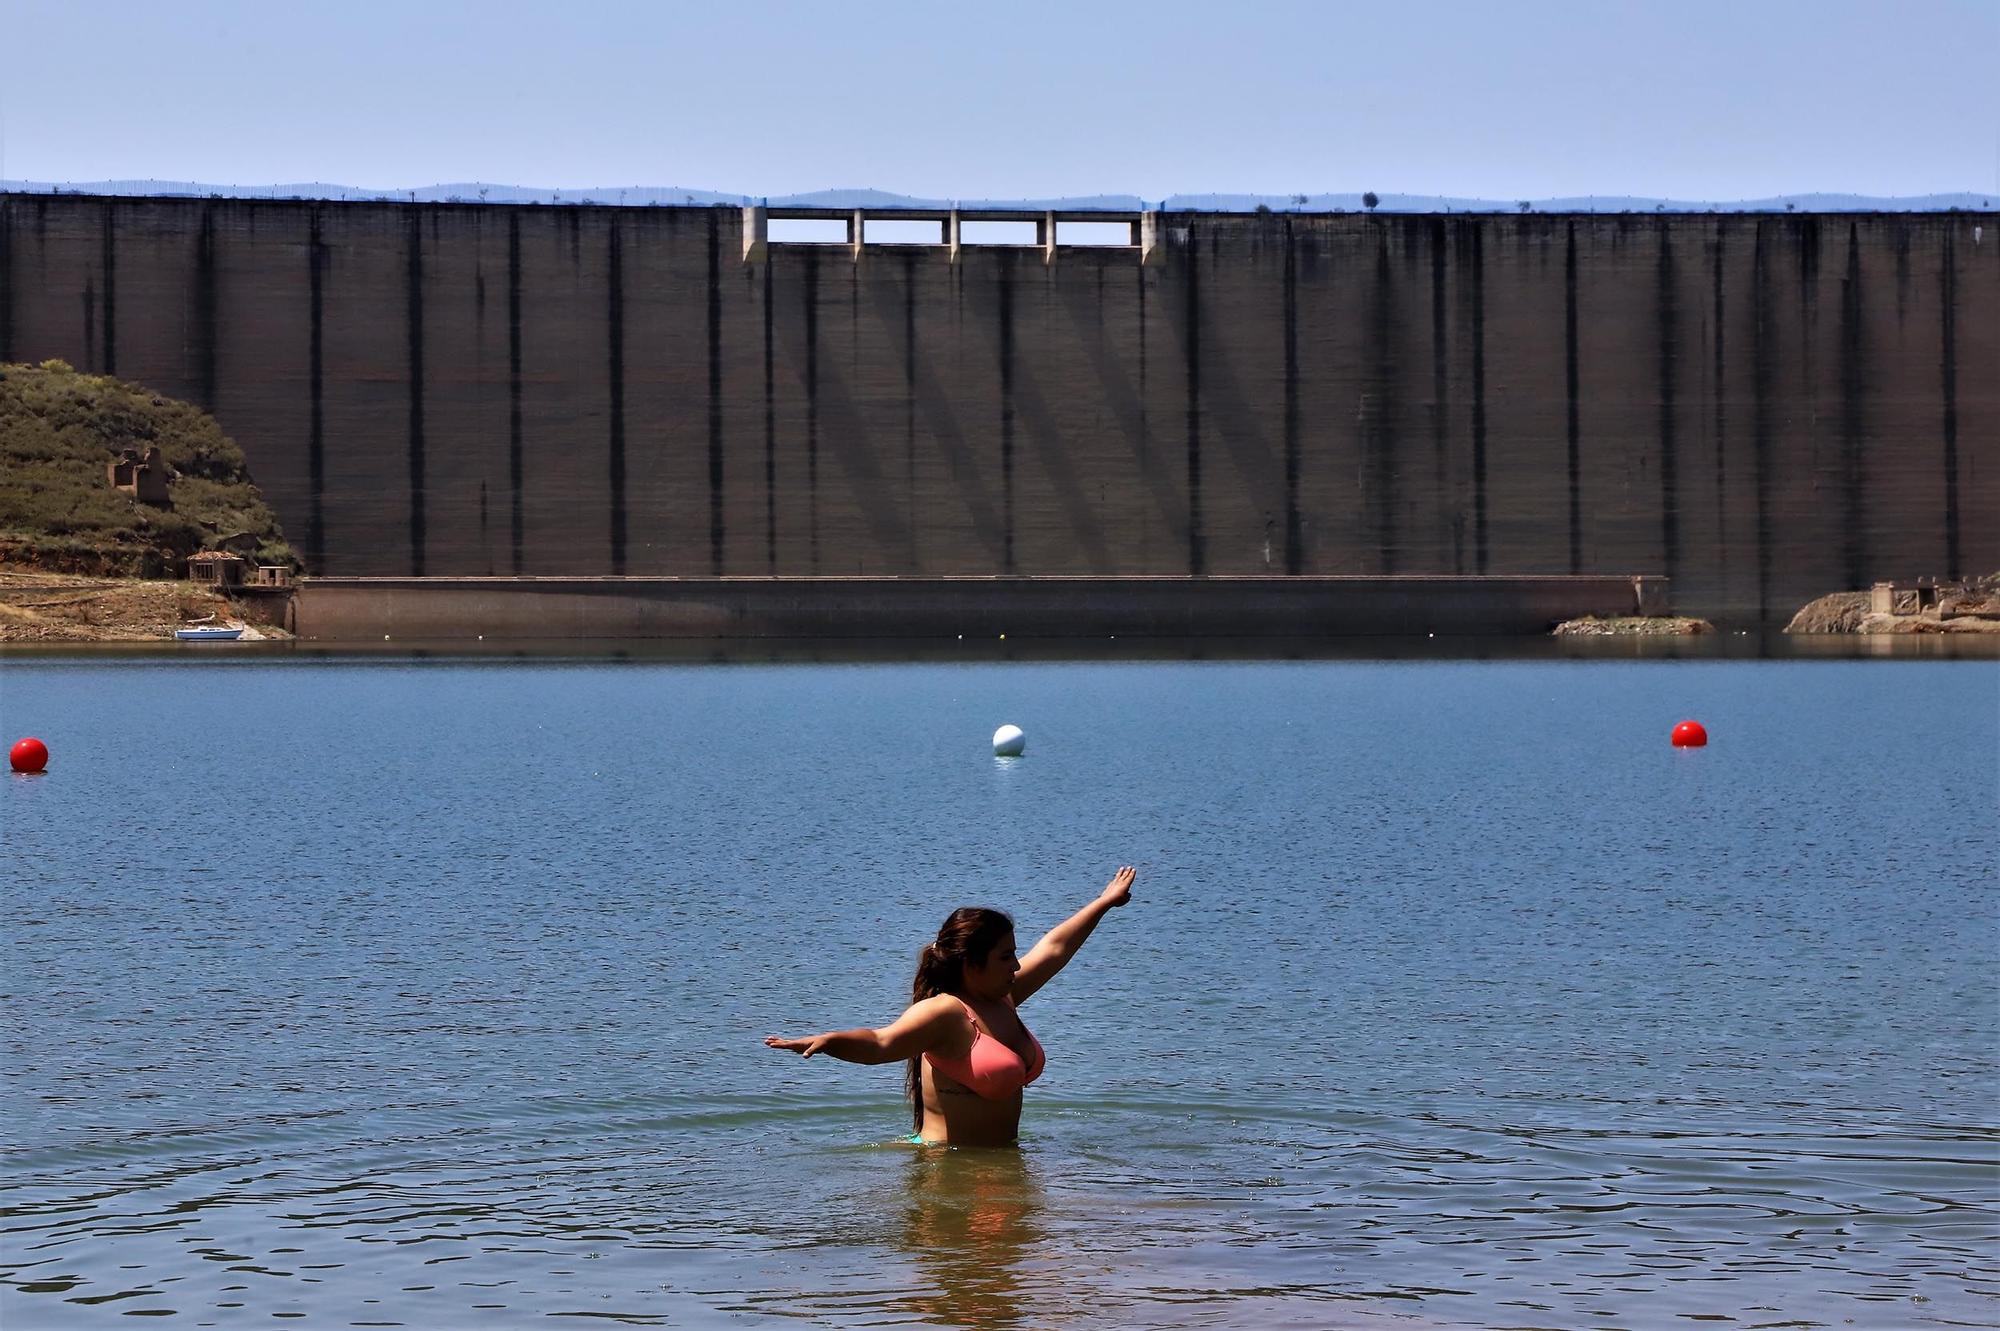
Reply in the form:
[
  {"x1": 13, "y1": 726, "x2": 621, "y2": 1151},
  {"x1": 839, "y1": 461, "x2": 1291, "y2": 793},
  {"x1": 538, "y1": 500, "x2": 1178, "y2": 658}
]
[
  {"x1": 309, "y1": 209, "x2": 328, "y2": 570},
  {"x1": 0, "y1": 205, "x2": 13, "y2": 362},
  {"x1": 405, "y1": 209, "x2": 426, "y2": 575},
  {"x1": 0, "y1": 204, "x2": 14, "y2": 363},
  {"x1": 1282, "y1": 220, "x2": 1302, "y2": 574},
  {"x1": 903, "y1": 249, "x2": 919, "y2": 568},
  {"x1": 1367, "y1": 230, "x2": 1401, "y2": 572},
  {"x1": 1565, "y1": 222, "x2": 1582, "y2": 574},
  {"x1": 762, "y1": 256, "x2": 776, "y2": 574},
  {"x1": 507, "y1": 213, "x2": 524, "y2": 575},
  {"x1": 804, "y1": 249, "x2": 822, "y2": 572},
  {"x1": 1750, "y1": 223, "x2": 1775, "y2": 620},
  {"x1": 1467, "y1": 222, "x2": 1488, "y2": 574},
  {"x1": 1136, "y1": 260, "x2": 1150, "y2": 476},
  {"x1": 80, "y1": 278, "x2": 94, "y2": 371},
  {"x1": 98, "y1": 203, "x2": 116, "y2": 375},
  {"x1": 1430, "y1": 218, "x2": 1450, "y2": 528},
  {"x1": 1656, "y1": 225, "x2": 1680, "y2": 588},
  {"x1": 1939, "y1": 225, "x2": 1960, "y2": 579},
  {"x1": 707, "y1": 213, "x2": 725, "y2": 574},
  {"x1": 1796, "y1": 214, "x2": 1821, "y2": 291},
  {"x1": 1710, "y1": 226, "x2": 1727, "y2": 576},
  {"x1": 194, "y1": 207, "x2": 219, "y2": 412},
  {"x1": 607, "y1": 220, "x2": 627, "y2": 575},
  {"x1": 1893, "y1": 223, "x2": 1911, "y2": 328},
  {"x1": 1184, "y1": 221, "x2": 1205, "y2": 575},
  {"x1": 1837, "y1": 223, "x2": 1867, "y2": 591},
  {"x1": 999, "y1": 249, "x2": 1018, "y2": 573}
]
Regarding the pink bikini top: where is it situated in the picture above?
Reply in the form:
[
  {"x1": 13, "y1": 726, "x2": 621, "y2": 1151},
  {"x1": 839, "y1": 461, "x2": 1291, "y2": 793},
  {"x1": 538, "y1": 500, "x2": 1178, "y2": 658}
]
[{"x1": 923, "y1": 994, "x2": 1045, "y2": 1099}]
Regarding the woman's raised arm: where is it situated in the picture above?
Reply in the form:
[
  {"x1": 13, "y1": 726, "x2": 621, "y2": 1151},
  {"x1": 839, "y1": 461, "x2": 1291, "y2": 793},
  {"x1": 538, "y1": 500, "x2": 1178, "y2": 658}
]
[
  {"x1": 1011, "y1": 866, "x2": 1136, "y2": 1004},
  {"x1": 764, "y1": 993, "x2": 961, "y2": 1064}
]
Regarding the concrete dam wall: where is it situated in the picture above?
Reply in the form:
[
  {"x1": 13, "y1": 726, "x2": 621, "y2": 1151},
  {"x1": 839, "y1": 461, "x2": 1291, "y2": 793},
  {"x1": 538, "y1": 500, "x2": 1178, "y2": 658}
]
[{"x1": 2, "y1": 194, "x2": 1992, "y2": 623}]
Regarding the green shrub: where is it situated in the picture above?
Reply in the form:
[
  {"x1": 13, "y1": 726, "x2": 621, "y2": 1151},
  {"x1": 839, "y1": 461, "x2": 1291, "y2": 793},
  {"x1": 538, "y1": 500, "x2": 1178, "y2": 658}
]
[{"x1": 0, "y1": 362, "x2": 298, "y2": 576}]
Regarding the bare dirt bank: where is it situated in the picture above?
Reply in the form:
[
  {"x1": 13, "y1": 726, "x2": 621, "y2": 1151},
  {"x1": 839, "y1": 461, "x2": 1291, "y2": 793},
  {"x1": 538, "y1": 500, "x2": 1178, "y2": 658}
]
[{"x1": 0, "y1": 569, "x2": 290, "y2": 643}]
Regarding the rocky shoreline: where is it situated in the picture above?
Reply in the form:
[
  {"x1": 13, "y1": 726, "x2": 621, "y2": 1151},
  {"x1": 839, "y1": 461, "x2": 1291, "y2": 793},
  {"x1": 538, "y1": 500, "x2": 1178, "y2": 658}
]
[
  {"x1": 1784, "y1": 576, "x2": 2000, "y2": 635},
  {"x1": 1553, "y1": 615, "x2": 1715, "y2": 636}
]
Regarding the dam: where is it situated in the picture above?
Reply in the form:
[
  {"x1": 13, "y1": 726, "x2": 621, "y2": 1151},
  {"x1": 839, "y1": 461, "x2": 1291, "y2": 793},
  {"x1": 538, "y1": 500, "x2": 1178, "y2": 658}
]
[{"x1": 1, "y1": 194, "x2": 1992, "y2": 625}]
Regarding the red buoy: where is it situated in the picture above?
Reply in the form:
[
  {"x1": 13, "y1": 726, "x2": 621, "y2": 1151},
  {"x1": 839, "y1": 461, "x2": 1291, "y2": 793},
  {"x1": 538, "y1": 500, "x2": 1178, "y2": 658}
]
[
  {"x1": 1670, "y1": 720, "x2": 1708, "y2": 748},
  {"x1": 10, "y1": 736, "x2": 49, "y2": 773}
]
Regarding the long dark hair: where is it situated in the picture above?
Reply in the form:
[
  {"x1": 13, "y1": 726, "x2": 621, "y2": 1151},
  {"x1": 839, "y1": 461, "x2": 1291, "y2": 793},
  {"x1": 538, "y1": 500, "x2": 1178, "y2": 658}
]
[{"x1": 905, "y1": 907, "x2": 1014, "y2": 1131}]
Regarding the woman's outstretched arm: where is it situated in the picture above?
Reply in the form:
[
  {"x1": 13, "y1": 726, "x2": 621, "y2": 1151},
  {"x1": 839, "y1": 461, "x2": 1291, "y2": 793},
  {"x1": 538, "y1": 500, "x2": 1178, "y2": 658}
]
[
  {"x1": 1011, "y1": 866, "x2": 1136, "y2": 1004},
  {"x1": 765, "y1": 993, "x2": 960, "y2": 1064}
]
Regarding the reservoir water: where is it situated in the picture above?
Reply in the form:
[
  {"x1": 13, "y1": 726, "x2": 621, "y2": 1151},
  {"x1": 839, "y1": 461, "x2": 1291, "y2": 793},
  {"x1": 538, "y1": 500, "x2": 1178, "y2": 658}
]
[{"x1": 2, "y1": 653, "x2": 1995, "y2": 1328}]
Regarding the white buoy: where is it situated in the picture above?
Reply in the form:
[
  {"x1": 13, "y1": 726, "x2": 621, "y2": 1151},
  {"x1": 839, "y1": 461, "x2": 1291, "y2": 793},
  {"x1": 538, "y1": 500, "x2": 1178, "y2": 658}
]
[{"x1": 992, "y1": 724, "x2": 1026, "y2": 757}]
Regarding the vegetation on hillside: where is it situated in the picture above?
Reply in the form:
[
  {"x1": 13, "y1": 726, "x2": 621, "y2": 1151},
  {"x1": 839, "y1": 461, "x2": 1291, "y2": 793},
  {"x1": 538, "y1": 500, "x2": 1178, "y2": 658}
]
[{"x1": 0, "y1": 360, "x2": 297, "y2": 576}]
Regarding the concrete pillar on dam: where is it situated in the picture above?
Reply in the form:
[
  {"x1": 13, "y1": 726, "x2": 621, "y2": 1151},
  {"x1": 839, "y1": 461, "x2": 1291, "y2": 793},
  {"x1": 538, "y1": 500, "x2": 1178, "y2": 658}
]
[
  {"x1": 1139, "y1": 211, "x2": 1165, "y2": 265},
  {"x1": 947, "y1": 209, "x2": 962, "y2": 263},
  {"x1": 741, "y1": 205, "x2": 767, "y2": 263}
]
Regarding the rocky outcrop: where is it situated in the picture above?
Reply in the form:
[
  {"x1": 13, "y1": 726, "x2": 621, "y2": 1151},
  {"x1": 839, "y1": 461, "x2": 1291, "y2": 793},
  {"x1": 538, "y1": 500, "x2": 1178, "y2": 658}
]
[
  {"x1": 1785, "y1": 576, "x2": 2000, "y2": 634},
  {"x1": 1553, "y1": 615, "x2": 1714, "y2": 636}
]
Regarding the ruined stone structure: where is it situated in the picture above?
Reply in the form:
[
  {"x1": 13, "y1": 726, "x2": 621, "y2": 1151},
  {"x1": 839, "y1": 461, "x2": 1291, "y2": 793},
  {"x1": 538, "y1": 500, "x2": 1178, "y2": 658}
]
[
  {"x1": 106, "y1": 445, "x2": 169, "y2": 505},
  {"x1": 2, "y1": 194, "x2": 1991, "y2": 623}
]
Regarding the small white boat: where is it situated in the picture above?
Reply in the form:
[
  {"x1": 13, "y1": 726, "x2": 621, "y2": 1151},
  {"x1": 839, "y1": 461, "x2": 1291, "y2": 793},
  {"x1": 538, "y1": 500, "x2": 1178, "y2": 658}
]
[{"x1": 175, "y1": 624, "x2": 245, "y2": 641}]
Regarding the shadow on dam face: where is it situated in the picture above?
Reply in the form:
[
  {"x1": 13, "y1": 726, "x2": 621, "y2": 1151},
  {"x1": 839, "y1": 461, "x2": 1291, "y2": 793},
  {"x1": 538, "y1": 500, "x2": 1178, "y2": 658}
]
[{"x1": 1, "y1": 196, "x2": 1992, "y2": 625}]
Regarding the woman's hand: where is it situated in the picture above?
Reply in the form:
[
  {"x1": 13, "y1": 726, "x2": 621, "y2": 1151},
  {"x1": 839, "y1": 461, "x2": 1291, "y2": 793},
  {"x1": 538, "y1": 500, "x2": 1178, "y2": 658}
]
[
  {"x1": 1099, "y1": 865, "x2": 1137, "y2": 908},
  {"x1": 764, "y1": 1034, "x2": 833, "y2": 1058}
]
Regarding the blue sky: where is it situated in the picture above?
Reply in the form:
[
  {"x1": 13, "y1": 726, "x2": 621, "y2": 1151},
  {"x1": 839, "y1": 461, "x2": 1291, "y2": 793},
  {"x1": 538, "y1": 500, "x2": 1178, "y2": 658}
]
[{"x1": 5, "y1": 0, "x2": 1995, "y2": 200}]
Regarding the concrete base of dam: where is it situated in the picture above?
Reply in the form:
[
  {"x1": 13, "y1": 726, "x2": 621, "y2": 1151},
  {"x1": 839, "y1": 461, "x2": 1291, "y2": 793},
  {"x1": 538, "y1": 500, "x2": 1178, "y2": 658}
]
[{"x1": 290, "y1": 575, "x2": 1666, "y2": 641}]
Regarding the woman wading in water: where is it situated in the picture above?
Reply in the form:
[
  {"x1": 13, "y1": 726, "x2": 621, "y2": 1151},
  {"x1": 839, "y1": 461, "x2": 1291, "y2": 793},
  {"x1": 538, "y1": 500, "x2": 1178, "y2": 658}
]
[{"x1": 765, "y1": 867, "x2": 1136, "y2": 1146}]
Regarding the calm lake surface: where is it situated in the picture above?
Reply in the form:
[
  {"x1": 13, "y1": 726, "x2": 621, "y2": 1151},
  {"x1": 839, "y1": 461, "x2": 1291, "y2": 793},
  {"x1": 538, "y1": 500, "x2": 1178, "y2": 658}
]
[{"x1": 3, "y1": 654, "x2": 1996, "y2": 1329}]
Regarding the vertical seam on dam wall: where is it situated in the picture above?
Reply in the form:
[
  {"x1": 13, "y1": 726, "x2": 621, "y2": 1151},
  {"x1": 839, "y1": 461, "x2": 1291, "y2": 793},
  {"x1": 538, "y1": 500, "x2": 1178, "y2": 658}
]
[
  {"x1": 903, "y1": 251, "x2": 918, "y2": 569},
  {"x1": 1711, "y1": 227, "x2": 1727, "y2": 584},
  {"x1": 1468, "y1": 223, "x2": 1488, "y2": 575},
  {"x1": 194, "y1": 207, "x2": 218, "y2": 412},
  {"x1": 804, "y1": 250, "x2": 821, "y2": 573},
  {"x1": 1368, "y1": 227, "x2": 1400, "y2": 573},
  {"x1": 1429, "y1": 220, "x2": 1451, "y2": 568},
  {"x1": 1184, "y1": 222, "x2": 1205, "y2": 575},
  {"x1": 99, "y1": 203, "x2": 117, "y2": 376},
  {"x1": 1565, "y1": 222, "x2": 1582, "y2": 574},
  {"x1": 405, "y1": 210, "x2": 427, "y2": 575},
  {"x1": 1656, "y1": 226, "x2": 1680, "y2": 589},
  {"x1": 1283, "y1": 221, "x2": 1302, "y2": 574},
  {"x1": 999, "y1": 250, "x2": 1017, "y2": 574},
  {"x1": 1136, "y1": 261, "x2": 1151, "y2": 566},
  {"x1": 761, "y1": 257, "x2": 776, "y2": 574},
  {"x1": 1751, "y1": 223, "x2": 1775, "y2": 620},
  {"x1": 1838, "y1": 223, "x2": 1866, "y2": 592},
  {"x1": 508, "y1": 214, "x2": 524, "y2": 576},
  {"x1": 1939, "y1": 225, "x2": 1960, "y2": 580},
  {"x1": 0, "y1": 204, "x2": 13, "y2": 362},
  {"x1": 607, "y1": 219, "x2": 627, "y2": 575},
  {"x1": 308, "y1": 209, "x2": 326, "y2": 569},
  {"x1": 707, "y1": 214, "x2": 725, "y2": 575}
]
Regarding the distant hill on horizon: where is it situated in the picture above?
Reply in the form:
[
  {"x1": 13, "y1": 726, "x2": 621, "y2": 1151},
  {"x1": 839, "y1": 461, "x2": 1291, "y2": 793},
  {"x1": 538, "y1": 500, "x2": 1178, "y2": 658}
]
[{"x1": 4, "y1": 180, "x2": 1994, "y2": 214}]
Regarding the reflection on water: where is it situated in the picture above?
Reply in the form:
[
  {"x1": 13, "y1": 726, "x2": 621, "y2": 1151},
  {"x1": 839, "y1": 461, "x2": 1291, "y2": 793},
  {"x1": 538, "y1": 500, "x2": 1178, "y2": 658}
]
[
  {"x1": 2, "y1": 656, "x2": 1994, "y2": 1327},
  {"x1": 897, "y1": 1149, "x2": 1043, "y2": 1329},
  {"x1": 5, "y1": 629, "x2": 1998, "y2": 665}
]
